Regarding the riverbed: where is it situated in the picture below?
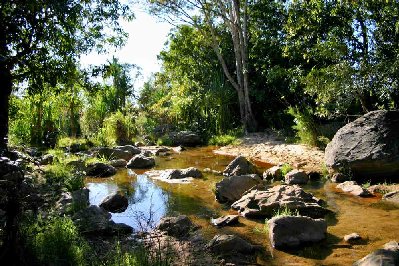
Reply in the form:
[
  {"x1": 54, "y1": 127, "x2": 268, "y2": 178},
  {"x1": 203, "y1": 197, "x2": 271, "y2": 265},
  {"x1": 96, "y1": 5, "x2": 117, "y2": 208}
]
[{"x1": 85, "y1": 146, "x2": 399, "y2": 265}]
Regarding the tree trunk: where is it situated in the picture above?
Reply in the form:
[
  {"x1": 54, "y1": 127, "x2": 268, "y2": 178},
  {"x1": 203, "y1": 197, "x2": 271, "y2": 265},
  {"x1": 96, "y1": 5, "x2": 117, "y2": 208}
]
[{"x1": 0, "y1": 63, "x2": 12, "y2": 150}]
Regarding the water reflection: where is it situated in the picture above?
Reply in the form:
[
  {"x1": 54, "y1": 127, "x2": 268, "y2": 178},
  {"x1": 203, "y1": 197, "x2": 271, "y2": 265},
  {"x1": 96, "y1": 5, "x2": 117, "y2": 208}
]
[{"x1": 87, "y1": 174, "x2": 168, "y2": 231}]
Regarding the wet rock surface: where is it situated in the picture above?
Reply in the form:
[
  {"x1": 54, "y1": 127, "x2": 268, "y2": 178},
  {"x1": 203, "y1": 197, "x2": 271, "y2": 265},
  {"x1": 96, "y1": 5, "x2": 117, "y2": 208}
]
[
  {"x1": 215, "y1": 174, "x2": 261, "y2": 203},
  {"x1": 267, "y1": 215, "x2": 327, "y2": 249},
  {"x1": 231, "y1": 185, "x2": 330, "y2": 218}
]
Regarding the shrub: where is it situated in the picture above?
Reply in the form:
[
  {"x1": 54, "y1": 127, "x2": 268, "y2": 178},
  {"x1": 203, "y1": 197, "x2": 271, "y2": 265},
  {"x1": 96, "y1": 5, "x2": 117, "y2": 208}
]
[
  {"x1": 287, "y1": 107, "x2": 332, "y2": 148},
  {"x1": 280, "y1": 163, "x2": 293, "y2": 176},
  {"x1": 24, "y1": 216, "x2": 89, "y2": 266},
  {"x1": 93, "y1": 111, "x2": 136, "y2": 146}
]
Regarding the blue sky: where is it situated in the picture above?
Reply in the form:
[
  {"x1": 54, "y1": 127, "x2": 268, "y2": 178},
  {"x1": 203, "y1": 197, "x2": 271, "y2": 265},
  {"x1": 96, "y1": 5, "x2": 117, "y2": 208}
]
[{"x1": 80, "y1": 7, "x2": 173, "y2": 88}]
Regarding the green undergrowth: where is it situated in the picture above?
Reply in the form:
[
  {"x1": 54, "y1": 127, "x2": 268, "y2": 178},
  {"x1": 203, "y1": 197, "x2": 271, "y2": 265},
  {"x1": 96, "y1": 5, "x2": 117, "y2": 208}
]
[
  {"x1": 44, "y1": 161, "x2": 84, "y2": 192},
  {"x1": 208, "y1": 134, "x2": 241, "y2": 146},
  {"x1": 23, "y1": 216, "x2": 89, "y2": 266}
]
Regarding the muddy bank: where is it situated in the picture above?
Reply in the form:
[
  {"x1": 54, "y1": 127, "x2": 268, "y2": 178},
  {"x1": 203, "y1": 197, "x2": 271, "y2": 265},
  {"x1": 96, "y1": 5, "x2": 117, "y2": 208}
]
[{"x1": 214, "y1": 132, "x2": 325, "y2": 172}]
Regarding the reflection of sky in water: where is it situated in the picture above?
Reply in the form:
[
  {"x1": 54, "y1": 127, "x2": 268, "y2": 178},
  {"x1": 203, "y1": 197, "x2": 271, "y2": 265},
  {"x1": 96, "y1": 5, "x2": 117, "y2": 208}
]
[{"x1": 87, "y1": 175, "x2": 168, "y2": 231}]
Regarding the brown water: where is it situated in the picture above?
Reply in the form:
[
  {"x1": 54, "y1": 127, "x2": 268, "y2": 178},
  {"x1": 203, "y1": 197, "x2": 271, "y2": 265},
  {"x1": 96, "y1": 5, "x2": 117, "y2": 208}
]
[{"x1": 86, "y1": 147, "x2": 399, "y2": 265}]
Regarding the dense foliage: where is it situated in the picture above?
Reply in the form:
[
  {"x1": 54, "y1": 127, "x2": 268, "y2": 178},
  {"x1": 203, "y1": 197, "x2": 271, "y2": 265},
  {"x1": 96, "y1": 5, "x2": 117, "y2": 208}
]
[{"x1": 5, "y1": 0, "x2": 399, "y2": 148}]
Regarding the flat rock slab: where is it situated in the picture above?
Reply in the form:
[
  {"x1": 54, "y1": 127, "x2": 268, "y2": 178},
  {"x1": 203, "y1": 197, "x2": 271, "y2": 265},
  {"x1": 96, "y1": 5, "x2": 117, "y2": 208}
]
[
  {"x1": 231, "y1": 184, "x2": 330, "y2": 219},
  {"x1": 211, "y1": 215, "x2": 239, "y2": 227},
  {"x1": 353, "y1": 241, "x2": 399, "y2": 266},
  {"x1": 337, "y1": 181, "x2": 372, "y2": 197},
  {"x1": 267, "y1": 215, "x2": 327, "y2": 249}
]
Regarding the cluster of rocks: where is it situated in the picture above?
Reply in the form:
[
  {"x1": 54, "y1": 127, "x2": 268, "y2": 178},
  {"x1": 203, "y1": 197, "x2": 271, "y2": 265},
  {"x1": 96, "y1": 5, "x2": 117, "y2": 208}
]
[
  {"x1": 144, "y1": 167, "x2": 203, "y2": 183},
  {"x1": 211, "y1": 155, "x2": 332, "y2": 251}
]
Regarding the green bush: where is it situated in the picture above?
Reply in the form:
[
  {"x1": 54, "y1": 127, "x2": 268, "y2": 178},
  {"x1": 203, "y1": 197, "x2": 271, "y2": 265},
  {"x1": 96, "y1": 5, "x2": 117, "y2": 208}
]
[
  {"x1": 24, "y1": 216, "x2": 89, "y2": 266},
  {"x1": 287, "y1": 107, "x2": 334, "y2": 149},
  {"x1": 93, "y1": 111, "x2": 136, "y2": 146},
  {"x1": 280, "y1": 163, "x2": 293, "y2": 176}
]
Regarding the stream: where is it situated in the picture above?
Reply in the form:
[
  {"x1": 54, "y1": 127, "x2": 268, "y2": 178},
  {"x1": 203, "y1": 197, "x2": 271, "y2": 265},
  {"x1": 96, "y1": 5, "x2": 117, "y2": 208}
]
[{"x1": 85, "y1": 146, "x2": 399, "y2": 265}]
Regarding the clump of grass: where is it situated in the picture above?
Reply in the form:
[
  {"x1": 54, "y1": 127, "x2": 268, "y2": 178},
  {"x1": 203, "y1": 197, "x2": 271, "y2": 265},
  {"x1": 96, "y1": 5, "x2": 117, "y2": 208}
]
[
  {"x1": 23, "y1": 216, "x2": 90, "y2": 266},
  {"x1": 362, "y1": 181, "x2": 371, "y2": 189},
  {"x1": 57, "y1": 137, "x2": 90, "y2": 150},
  {"x1": 272, "y1": 206, "x2": 299, "y2": 218},
  {"x1": 208, "y1": 134, "x2": 241, "y2": 146},
  {"x1": 280, "y1": 163, "x2": 293, "y2": 176}
]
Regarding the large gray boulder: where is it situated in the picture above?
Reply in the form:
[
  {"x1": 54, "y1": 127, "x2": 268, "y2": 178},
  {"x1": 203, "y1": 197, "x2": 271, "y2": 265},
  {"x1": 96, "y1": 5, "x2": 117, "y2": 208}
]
[
  {"x1": 86, "y1": 162, "x2": 116, "y2": 177},
  {"x1": 267, "y1": 215, "x2": 327, "y2": 249},
  {"x1": 215, "y1": 174, "x2": 261, "y2": 203},
  {"x1": 223, "y1": 156, "x2": 257, "y2": 176},
  {"x1": 231, "y1": 185, "x2": 330, "y2": 218},
  {"x1": 99, "y1": 193, "x2": 128, "y2": 213},
  {"x1": 353, "y1": 241, "x2": 399, "y2": 266},
  {"x1": 325, "y1": 110, "x2": 399, "y2": 181},
  {"x1": 72, "y1": 205, "x2": 133, "y2": 235},
  {"x1": 127, "y1": 154, "x2": 155, "y2": 169}
]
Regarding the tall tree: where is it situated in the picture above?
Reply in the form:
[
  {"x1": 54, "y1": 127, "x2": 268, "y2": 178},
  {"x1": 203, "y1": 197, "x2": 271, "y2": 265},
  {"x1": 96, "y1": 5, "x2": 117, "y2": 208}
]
[
  {"x1": 0, "y1": 0, "x2": 132, "y2": 149},
  {"x1": 147, "y1": 0, "x2": 258, "y2": 132}
]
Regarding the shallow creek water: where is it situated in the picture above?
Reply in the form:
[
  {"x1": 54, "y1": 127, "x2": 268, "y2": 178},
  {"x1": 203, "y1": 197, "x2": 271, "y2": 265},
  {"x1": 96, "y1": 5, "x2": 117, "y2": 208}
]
[{"x1": 86, "y1": 147, "x2": 399, "y2": 265}]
